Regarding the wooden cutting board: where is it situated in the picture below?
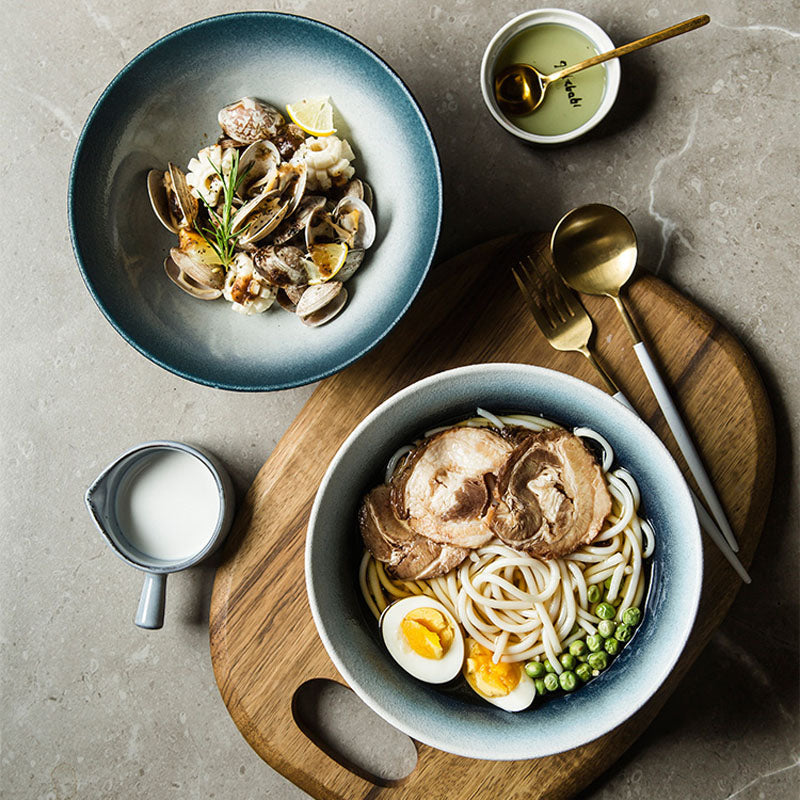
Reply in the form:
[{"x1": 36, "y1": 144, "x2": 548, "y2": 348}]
[{"x1": 209, "y1": 234, "x2": 775, "y2": 800}]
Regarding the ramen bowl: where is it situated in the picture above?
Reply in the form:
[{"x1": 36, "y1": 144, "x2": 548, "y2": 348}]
[
  {"x1": 69, "y1": 12, "x2": 441, "y2": 391},
  {"x1": 306, "y1": 363, "x2": 702, "y2": 759}
]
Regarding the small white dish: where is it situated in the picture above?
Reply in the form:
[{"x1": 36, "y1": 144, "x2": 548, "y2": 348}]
[{"x1": 480, "y1": 8, "x2": 621, "y2": 145}]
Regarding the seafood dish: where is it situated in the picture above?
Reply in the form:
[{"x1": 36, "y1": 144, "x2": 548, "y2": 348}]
[
  {"x1": 147, "y1": 97, "x2": 376, "y2": 326},
  {"x1": 358, "y1": 409, "x2": 653, "y2": 711}
]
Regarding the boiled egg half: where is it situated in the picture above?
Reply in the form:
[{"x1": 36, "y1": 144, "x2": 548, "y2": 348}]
[
  {"x1": 380, "y1": 596, "x2": 464, "y2": 684},
  {"x1": 463, "y1": 638, "x2": 536, "y2": 712}
]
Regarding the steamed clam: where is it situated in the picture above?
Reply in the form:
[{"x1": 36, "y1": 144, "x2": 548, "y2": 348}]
[
  {"x1": 343, "y1": 178, "x2": 374, "y2": 209},
  {"x1": 233, "y1": 161, "x2": 307, "y2": 245},
  {"x1": 237, "y1": 140, "x2": 281, "y2": 198},
  {"x1": 218, "y1": 97, "x2": 284, "y2": 145},
  {"x1": 146, "y1": 95, "x2": 375, "y2": 325},
  {"x1": 296, "y1": 281, "x2": 347, "y2": 327},
  {"x1": 272, "y1": 194, "x2": 326, "y2": 245},
  {"x1": 275, "y1": 284, "x2": 307, "y2": 313},
  {"x1": 148, "y1": 163, "x2": 198, "y2": 233},
  {"x1": 336, "y1": 248, "x2": 365, "y2": 282},
  {"x1": 253, "y1": 245, "x2": 308, "y2": 287},
  {"x1": 333, "y1": 196, "x2": 376, "y2": 250},
  {"x1": 164, "y1": 256, "x2": 222, "y2": 300},
  {"x1": 305, "y1": 196, "x2": 376, "y2": 252},
  {"x1": 170, "y1": 229, "x2": 226, "y2": 290}
]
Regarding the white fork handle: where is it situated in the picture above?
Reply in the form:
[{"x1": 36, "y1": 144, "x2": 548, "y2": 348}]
[
  {"x1": 632, "y1": 341, "x2": 739, "y2": 553},
  {"x1": 611, "y1": 390, "x2": 751, "y2": 583}
]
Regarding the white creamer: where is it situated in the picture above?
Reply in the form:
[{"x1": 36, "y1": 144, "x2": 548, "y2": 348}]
[{"x1": 115, "y1": 450, "x2": 220, "y2": 562}]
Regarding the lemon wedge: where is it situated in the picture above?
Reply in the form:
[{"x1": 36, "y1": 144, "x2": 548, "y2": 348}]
[
  {"x1": 286, "y1": 97, "x2": 336, "y2": 137},
  {"x1": 306, "y1": 243, "x2": 348, "y2": 284}
]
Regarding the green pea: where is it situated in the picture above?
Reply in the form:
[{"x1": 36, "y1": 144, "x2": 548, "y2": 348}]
[
  {"x1": 560, "y1": 652, "x2": 576, "y2": 670},
  {"x1": 577, "y1": 653, "x2": 589, "y2": 663},
  {"x1": 598, "y1": 620, "x2": 616, "y2": 638},
  {"x1": 543, "y1": 673, "x2": 559, "y2": 692},
  {"x1": 575, "y1": 663, "x2": 592, "y2": 682},
  {"x1": 604, "y1": 577, "x2": 613, "y2": 589},
  {"x1": 559, "y1": 670, "x2": 578, "y2": 692},
  {"x1": 586, "y1": 634, "x2": 603, "y2": 652},
  {"x1": 596, "y1": 602, "x2": 616, "y2": 620},
  {"x1": 615, "y1": 623, "x2": 633, "y2": 643},
  {"x1": 588, "y1": 651, "x2": 608, "y2": 671},
  {"x1": 587, "y1": 585, "x2": 601, "y2": 604},
  {"x1": 525, "y1": 660, "x2": 545, "y2": 678},
  {"x1": 622, "y1": 607, "x2": 642, "y2": 626},
  {"x1": 604, "y1": 637, "x2": 620, "y2": 655},
  {"x1": 534, "y1": 678, "x2": 547, "y2": 695},
  {"x1": 544, "y1": 659, "x2": 556, "y2": 674},
  {"x1": 569, "y1": 640, "x2": 587, "y2": 657}
]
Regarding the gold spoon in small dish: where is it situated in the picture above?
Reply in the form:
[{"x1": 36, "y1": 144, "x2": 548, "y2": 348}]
[
  {"x1": 549, "y1": 203, "x2": 740, "y2": 556},
  {"x1": 494, "y1": 14, "x2": 710, "y2": 116}
]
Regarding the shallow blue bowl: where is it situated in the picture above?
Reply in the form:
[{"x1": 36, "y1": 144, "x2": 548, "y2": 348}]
[
  {"x1": 69, "y1": 13, "x2": 441, "y2": 391},
  {"x1": 306, "y1": 364, "x2": 703, "y2": 760}
]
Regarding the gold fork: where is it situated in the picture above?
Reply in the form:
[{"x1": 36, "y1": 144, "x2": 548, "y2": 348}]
[
  {"x1": 512, "y1": 252, "x2": 625, "y2": 402},
  {"x1": 512, "y1": 249, "x2": 751, "y2": 583}
]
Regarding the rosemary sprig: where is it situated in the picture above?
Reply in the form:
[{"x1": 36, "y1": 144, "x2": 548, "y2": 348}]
[{"x1": 194, "y1": 149, "x2": 252, "y2": 269}]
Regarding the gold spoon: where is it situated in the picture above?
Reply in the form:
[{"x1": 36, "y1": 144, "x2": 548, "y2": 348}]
[
  {"x1": 550, "y1": 203, "x2": 740, "y2": 555},
  {"x1": 494, "y1": 14, "x2": 710, "y2": 116}
]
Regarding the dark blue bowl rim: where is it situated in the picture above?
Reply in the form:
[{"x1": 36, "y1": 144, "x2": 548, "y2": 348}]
[{"x1": 67, "y1": 11, "x2": 443, "y2": 392}]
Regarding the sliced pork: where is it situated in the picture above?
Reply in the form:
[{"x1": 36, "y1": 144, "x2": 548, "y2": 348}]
[
  {"x1": 359, "y1": 485, "x2": 468, "y2": 580},
  {"x1": 391, "y1": 426, "x2": 513, "y2": 549},
  {"x1": 488, "y1": 429, "x2": 612, "y2": 559}
]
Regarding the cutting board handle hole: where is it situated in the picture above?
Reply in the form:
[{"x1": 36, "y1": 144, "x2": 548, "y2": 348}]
[{"x1": 292, "y1": 678, "x2": 418, "y2": 785}]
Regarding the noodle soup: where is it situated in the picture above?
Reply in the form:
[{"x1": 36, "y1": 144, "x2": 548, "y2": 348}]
[{"x1": 357, "y1": 410, "x2": 654, "y2": 710}]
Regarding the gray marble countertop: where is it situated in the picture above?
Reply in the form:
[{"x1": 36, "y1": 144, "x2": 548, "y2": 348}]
[{"x1": 3, "y1": 1, "x2": 798, "y2": 798}]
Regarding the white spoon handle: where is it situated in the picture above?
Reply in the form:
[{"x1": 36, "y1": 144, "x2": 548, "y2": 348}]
[
  {"x1": 632, "y1": 341, "x2": 739, "y2": 553},
  {"x1": 611, "y1": 389, "x2": 750, "y2": 583}
]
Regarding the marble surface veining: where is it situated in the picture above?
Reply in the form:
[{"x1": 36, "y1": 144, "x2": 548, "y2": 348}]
[{"x1": 2, "y1": 1, "x2": 798, "y2": 798}]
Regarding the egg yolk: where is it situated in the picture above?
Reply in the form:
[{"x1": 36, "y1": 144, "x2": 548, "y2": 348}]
[
  {"x1": 400, "y1": 607, "x2": 454, "y2": 660},
  {"x1": 464, "y1": 640, "x2": 521, "y2": 698}
]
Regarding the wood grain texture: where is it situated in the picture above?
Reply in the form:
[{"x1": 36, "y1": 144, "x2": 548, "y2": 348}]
[{"x1": 209, "y1": 235, "x2": 775, "y2": 800}]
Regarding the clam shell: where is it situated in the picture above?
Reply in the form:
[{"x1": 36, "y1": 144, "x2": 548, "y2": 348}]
[
  {"x1": 232, "y1": 188, "x2": 290, "y2": 245},
  {"x1": 234, "y1": 161, "x2": 307, "y2": 244},
  {"x1": 170, "y1": 230, "x2": 225, "y2": 290},
  {"x1": 273, "y1": 195, "x2": 326, "y2": 245},
  {"x1": 283, "y1": 161, "x2": 307, "y2": 216},
  {"x1": 218, "y1": 97, "x2": 284, "y2": 144},
  {"x1": 167, "y1": 162, "x2": 198, "y2": 226},
  {"x1": 253, "y1": 245, "x2": 308, "y2": 286},
  {"x1": 304, "y1": 206, "x2": 339, "y2": 248},
  {"x1": 344, "y1": 178, "x2": 373, "y2": 209},
  {"x1": 275, "y1": 284, "x2": 307, "y2": 313},
  {"x1": 164, "y1": 256, "x2": 222, "y2": 300},
  {"x1": 238, "y1": 140, "x2": 281, "y2": 198},
  {"x1": 147, "y1": 166, "x2": 197, "y2": 233},
  {"x1": 296, "y1": 281, "x2": 347, "y2": 327},
  {"x1": 333, "y1": 196, "x2": 376, "y2": 250},
  {"x1": 336, "y1": 248, "x2": 365, "y2": 282},
  {"x1": 147, "y1": 169, "x2": 178, "y2": 233}
]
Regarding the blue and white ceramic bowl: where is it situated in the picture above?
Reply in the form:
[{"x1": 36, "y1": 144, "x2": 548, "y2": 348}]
[
  {"x1": 306, "y1": 364, "x2": 702, "y2": 760},
  {"x1": 69, "y1": 13, "x2": 441, "y2": 391}
]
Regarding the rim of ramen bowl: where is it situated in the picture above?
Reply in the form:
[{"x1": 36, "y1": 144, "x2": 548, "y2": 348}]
[
  {"x1": 306, "y1": 363, "x2": 703, "y2": 760},
  {"x1": 68, "y1": 11, "x2": 442, "y2": 391}
]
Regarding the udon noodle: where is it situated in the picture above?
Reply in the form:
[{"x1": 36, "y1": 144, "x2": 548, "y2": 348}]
[{"x1": 359, "y1": 411, "x2": 655, "y2": 674}]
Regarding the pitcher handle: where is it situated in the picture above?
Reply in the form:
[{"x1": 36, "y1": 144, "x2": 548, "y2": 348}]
[{"x1": 135, "y1": 572, "x2": 167, "y2": 629}]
